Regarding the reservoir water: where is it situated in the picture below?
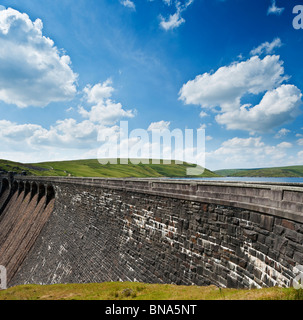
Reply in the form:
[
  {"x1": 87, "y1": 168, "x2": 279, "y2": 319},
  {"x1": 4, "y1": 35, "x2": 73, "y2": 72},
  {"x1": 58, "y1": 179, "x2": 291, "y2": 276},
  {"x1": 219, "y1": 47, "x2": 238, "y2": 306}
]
[{"x1": 169, "y1": 177, "x2": 303, "y2": 184}]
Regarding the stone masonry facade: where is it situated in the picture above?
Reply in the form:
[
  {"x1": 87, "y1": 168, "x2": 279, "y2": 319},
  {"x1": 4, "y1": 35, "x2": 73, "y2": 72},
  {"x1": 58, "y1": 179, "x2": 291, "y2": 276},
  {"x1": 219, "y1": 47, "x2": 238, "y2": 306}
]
[{"x1": 9, "y1": 178, "x2": 303, "y2": 289}]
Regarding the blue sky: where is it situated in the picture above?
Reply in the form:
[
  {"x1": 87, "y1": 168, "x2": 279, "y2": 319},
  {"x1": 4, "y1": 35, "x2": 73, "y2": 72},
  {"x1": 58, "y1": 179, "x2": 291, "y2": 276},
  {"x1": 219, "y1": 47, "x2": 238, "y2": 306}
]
[{"x1": 0, "y1": 0, "x2": 303, "y2": 170}]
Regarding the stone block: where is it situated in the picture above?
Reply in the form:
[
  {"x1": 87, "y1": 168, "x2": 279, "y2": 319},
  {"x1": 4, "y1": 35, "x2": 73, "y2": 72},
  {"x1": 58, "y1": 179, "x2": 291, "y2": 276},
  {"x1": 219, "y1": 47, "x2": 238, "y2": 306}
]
[
  {"x1": 285, "y1": 229, "x2": 298, "y2": 243},
  {"x1": 293, "y1": 251, "x2": 303, "y2": 265},
  {"x1": 281, "y1": 219, "x2": 296, "y2": 231},
  {"x1": 250, "y1": 212, "x2": 261, "y2": 224},
  {"x1": 260, "y1": 215, "x2": 274, "y2": 232}
]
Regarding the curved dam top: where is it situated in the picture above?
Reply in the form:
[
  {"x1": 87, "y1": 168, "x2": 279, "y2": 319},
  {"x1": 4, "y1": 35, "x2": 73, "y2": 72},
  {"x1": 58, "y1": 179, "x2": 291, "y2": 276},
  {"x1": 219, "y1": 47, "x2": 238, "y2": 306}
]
[
  {"x1": 11, "y1": 175, "x2": 303, "y2": 222},
  {"x1": 1, "y1": 175, "x2": 303, "y2": 289}
]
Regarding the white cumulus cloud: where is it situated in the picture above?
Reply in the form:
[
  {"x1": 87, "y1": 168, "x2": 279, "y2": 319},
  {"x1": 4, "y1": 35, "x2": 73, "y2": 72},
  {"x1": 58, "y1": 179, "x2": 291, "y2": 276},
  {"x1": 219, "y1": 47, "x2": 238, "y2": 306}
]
[
  {"x1": 160, "y1": 0, "x2": 194, "y2": 31},
  {"x1": 277, "y1": 142, "x2": 292, "y2": 148},
  {"x1": 179, "y1": 55, "x2": 287, "y2": 108},
  {"x1": 83, "y1": 79, "x2": 114, "y2": 104},
  {"x1": 160, "y1": 11, "x2": 185, "y2": 30},
  {"x1": 120, "y1": 0, "x2": 136, "y2": 10},
  {"x1": 0, "y1": 79, "x2": 137, "y2": 162},
  {"x1": 275, "y1": 128, "x2": 290, "y2": 139},
  {"x1": 199, "y1": 111, "x2": 208, "y2": 118},
  {"x1": 148, "y1": 120, "x2": 171, "y2": 131},
  {"x1": 0, "y1": 8, "x2": 77, "y2": 108},
  {"x1": 250, "y1": 38, "x2": 282, "y2": 56},
  {"x1": 215, "y1": 85, "x2": 302, "y2": 132},
  {"x1": 267, "y1": 0, "x2": 284, "y2": 15},
  {"x1": 206, "y1": 136, "x2": 290, "y2": 170},
  {"x1": 179, "y1": 54, "x2": 302, "y2": 133},
  {"x1": 79, "y1": 80, "x2": 135, "y2": 125},
  {"x1": 297, "y1": 138, "x2": 303, "y2": 146}
]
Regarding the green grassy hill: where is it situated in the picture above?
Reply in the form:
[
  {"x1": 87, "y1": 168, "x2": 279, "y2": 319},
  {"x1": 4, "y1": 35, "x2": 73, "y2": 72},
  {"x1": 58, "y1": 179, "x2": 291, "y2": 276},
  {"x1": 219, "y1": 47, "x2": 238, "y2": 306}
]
[
  {"x1": 215, "y1": 166, "x2": 303, "y2": 177},
  {"x1": 0, "y1": 159, "x2": 219, "y2": 178}
]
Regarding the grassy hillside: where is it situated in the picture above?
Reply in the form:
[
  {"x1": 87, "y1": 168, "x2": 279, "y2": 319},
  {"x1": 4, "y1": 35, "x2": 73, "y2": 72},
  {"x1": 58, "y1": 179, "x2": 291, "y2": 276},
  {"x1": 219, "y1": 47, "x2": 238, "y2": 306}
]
[
  {"x1": 215, "y1": 166, "x2": 303, "y2": 177},
  {"x1": 214, "y1": 169, "x2": 249, "y2": 176},
  {"x1": 0, "y1": 159, "x2": 219, "y2": 178},
  {"x1": 0, "y1": 282, "x2": 302, "y2": 300}
]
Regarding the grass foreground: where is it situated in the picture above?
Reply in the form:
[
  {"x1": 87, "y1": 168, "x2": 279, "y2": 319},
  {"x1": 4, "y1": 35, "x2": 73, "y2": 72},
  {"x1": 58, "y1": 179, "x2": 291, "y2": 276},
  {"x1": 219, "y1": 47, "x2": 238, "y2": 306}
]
[{"x1": 0, "y1": 282, "x2": 302, "y2": 300}]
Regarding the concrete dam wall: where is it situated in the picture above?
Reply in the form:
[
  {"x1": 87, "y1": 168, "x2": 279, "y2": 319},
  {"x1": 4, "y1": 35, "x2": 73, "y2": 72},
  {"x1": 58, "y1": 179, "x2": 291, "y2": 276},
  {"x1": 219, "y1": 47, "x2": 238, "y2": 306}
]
[{"x1": 1, "y1": 175, "x2": 303, "y2": 289}]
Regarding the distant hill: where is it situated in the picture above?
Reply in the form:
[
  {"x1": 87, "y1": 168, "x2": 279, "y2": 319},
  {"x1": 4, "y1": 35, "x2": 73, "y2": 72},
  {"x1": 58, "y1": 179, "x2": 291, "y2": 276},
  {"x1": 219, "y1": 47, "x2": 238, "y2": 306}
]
[
  {"x1": 215, "y1": 166, "x2": 303, "y2": 177},
  {"x1": 0, "y1": 158, "x2": 219, "y2": 178}
]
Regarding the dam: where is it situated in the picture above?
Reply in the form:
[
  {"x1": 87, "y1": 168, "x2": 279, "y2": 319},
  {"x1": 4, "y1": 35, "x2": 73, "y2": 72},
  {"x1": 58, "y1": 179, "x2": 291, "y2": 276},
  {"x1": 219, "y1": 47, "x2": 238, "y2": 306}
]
[{"x1": 1, "y1": 174, "x2": 303, "y2": 289}]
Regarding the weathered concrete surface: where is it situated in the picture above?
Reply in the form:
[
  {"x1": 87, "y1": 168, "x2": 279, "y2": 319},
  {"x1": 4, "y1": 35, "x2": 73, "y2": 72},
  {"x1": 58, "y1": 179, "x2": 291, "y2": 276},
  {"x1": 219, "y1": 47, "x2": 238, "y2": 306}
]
[{"x1": 1, "y1": 176, "x2": 303, "y2": 288}]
